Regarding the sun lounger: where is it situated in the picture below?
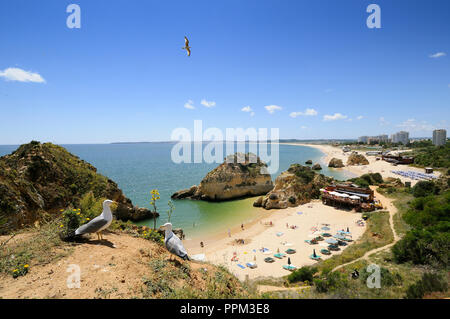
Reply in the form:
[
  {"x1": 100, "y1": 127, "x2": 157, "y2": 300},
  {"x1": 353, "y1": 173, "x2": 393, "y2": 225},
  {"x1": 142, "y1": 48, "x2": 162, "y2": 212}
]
[
  {"x1": 276, "y1": 232, "x2": 284, "y2": 237},
  {"x1": 285, "y1": 249, "x2": 296, "y2": 254},
  {"x1": 320, "y1": 249, "x2": 331, "y2": 255},
  {"x1": 246, "y1": 262, "x2": 257, "y2": 269},
  {"x1": 309, "y1": 254, "x2": 321, "y2": 261},
  {"x1": 274, "y1": 253, "x2": 286, "y2": 259},
  {"x1": 264, "y1": 257, "x2": 275, "y2": 263},
  {"x1": 237, "y1": 264, "x2": 245, "y2": 269},
  {"x1": 283, "y1": 265, "x2": 297, "y2": 271}
]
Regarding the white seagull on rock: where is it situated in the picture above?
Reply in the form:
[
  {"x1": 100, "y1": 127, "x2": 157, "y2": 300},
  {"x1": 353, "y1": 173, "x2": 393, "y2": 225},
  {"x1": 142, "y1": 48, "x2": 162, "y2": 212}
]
[
  {"x1": 161, "y1": 222, "x2": 190, "y2": 260},
  {"x1": 75, "y1": 199, "x2": 116, "y2": 240}
]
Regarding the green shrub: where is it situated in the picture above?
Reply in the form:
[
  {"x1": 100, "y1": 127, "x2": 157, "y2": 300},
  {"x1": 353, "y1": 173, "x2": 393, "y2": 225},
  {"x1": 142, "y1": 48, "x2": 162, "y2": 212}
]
[
  {"x1": 412, "y1": 181, "x2": 438, "y2": 198},
  {"x1": 313, "y1": 271, "x2": 348, "y2": 293},
  {"x1": 405, "y1": 272, "x2": 448, "y2": 299},
  {"x1": 287, "y1": 266, "x2": 317, "y2": 284}
]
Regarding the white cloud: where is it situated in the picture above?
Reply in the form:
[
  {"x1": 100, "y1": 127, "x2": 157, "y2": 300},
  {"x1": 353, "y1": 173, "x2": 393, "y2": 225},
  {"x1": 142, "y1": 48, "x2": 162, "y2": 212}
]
[
  {"x1": 241, "y1": 106, "x2": 255, "y2": 116},
  {"x1": 201, "y1": 99, "x2": 216, "y2": 108},
  {"x1": 300, "y1": 125, "x2": 307, "y2": 129},
  {"x1": 356, "y1": 115, "x2": 364, "y2": 120},
  {"x1": 184, "y1": 100, "x2": 195, "y2": 109},
  {"x1": 397, "y1": 118, "x2": 435, "y2": 132},
  {"x1": 429, "y1": 52, "x2": 446, "y2": 58},
  {"x1": 0, "y1": 67, "x2": 45, "y2": 83},
  {"x1": 265, "y1": 105, "x2": 282, "y2": 114},
  {"x1": 289, "y1": 108, "x2": 318, "y2": 118},
  {"x1": 323, "y1": 113, "x2": 347, "y2": 121}
]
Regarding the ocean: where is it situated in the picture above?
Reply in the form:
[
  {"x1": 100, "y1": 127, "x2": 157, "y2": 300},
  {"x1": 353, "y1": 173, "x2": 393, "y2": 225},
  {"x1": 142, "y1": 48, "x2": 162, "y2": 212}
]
[{"x1": 0, "y1": 143, "x2": 353, "y2": 238}]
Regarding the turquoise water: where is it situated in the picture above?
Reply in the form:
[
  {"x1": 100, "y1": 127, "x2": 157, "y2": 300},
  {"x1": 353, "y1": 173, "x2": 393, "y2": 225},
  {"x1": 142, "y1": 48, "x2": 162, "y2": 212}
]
[{"x1": 0, "y1": 143, "x2": 353, "y2": 238}]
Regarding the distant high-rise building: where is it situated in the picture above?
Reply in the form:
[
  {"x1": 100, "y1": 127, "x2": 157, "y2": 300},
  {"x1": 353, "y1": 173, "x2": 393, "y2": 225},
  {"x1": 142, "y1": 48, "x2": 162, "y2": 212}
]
[
  {"x1": 391, "y1": 131, "x2": 409, "y2": 145},
  {"x1": 358, "y1": 136, "x2": 369, "y2": 143},
  {"x1": 432, "y1": 129, "x2": 447, "y2": 146}
]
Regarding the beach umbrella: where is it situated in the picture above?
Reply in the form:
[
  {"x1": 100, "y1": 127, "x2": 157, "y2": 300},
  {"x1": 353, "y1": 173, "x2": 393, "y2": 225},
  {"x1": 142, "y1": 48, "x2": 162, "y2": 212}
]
[
  {"x1": 288, "y1": 257, "x2": 291, "y2": 265},
  {"x1": 321, "y1": 226, "x2": 330, "y2": 231},
  {"x1": 326, "y1": 238, "x2": 338, "y2": 244},
  {"x1": 347, "y1": 227, "x2": 350, "y2": 233},
  {"x1": 313, "y1": 249, "x2": 317, "y2": 258}
]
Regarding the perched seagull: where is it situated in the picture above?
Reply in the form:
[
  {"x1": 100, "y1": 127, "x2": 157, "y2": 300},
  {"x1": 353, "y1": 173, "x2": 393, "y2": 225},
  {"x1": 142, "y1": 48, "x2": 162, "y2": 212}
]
[
  {"x1": 161, "y1": 222, "x2": 190, "y2": 260},
  {"x1": 182, "y1": 36, "x2": 191, "y2": 56},
  {"x1": 75, "y1": 199, "x2": 116, "y2": 240}
]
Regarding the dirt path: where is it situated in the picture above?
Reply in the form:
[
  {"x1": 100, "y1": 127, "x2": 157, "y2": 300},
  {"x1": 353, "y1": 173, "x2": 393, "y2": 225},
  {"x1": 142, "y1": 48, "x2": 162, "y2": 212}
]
[
  {"x1": 332, "y1": 187, "x2": 400, "y2": 272},
  {"x1": 257, "y1": 284, "x2": 311, "y2": 293}
]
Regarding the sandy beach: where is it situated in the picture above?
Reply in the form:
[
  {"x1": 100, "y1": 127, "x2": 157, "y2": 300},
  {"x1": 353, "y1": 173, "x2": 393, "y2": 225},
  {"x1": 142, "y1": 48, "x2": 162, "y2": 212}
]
[
  {"x1": 184, "y1": 142, "x2": 433, "y2": 280},
  {"x1": 285, "y1": 143, "x2": 439, "y2": 186},
  {"x1": 187, "y1": 200, "x2": 365, "y2": 280}
]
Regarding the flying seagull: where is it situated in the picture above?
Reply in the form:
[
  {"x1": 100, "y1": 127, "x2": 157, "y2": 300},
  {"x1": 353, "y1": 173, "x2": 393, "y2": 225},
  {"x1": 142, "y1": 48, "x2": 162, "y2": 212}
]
[
  {"x1": 75, "y1": 199, "x2": 116, "y2": 240},
  {"x1": 161, "y1": 222, "x2": 190, "y2": 260},
  {"x1": 182, "y1": 36, "x2": 191, "y2": 56}
]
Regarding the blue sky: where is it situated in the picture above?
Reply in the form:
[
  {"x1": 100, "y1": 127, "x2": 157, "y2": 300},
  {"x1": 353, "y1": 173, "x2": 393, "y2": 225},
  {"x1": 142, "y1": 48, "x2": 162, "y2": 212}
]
[{"x1": 0, "y1": 0, "x2": 449, "y2": 144}]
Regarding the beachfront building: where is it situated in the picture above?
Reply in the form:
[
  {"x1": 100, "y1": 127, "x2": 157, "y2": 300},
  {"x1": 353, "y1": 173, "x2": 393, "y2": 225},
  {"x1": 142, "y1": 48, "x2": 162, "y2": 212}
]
[
  {"x1": 391, "y1": 131, "x2": 410, "y2": 145},
  {"x1": 320, "y1": 184, "x2": 378, "y2": 212},
  {"x1": 432, "y1": 129, "x2": 447, "y2": 146},
  {"x1": 365, "y1": 134, "x2": 389, "y2": 145}
]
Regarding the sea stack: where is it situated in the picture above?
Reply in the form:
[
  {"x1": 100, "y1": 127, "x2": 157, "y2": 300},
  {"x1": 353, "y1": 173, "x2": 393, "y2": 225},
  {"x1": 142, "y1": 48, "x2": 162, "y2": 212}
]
[
  {"x1": 171, "y1": 152, "x2": 274, "y2": 201},
  {"x1": 347, "y1": 153, "x2": 369, "y2": 166},
  {"x1": 328, "y1": 158, "x2": 345, "y2": 168},
  {"x1": 255, "y1": 164, "x2": 332, "y2": 209}
]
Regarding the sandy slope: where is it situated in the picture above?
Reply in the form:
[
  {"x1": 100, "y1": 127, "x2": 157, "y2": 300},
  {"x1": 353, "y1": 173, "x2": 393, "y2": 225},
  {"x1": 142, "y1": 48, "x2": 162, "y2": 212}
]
[{"x1": 0, "y1": 232, "x2": 220, "y2": 299}]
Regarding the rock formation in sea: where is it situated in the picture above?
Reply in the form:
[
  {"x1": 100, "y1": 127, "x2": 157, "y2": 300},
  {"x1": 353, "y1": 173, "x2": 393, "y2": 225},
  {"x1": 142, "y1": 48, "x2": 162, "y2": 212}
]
[
  {"x1": 171, "y1": 152, "x2": 274, "y2": 201},
  {"x1": 0, "y1": 141, "x2": 157, "y2": 234},
  {"x1": 312, "y1": 163, "x2": 322, "y2": 170},
  {"x1": 305, "y1": 160, "x2": 313, "y2": 165},
  {"x1": 328, "y1": 158, "x2": 345, "y2": 168},
  {"x1": 347, "y1": 153, "x2": 369, "y2": 166},
  {"x1": 254, "y1": 164, "x2": 333, "y2": 209}
]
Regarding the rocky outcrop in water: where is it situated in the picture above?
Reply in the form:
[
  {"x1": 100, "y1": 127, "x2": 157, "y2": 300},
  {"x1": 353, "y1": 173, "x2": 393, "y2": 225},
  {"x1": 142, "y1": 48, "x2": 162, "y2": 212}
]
[
  {"x1": 254, "y1": 164, "x2": 333, "y2": 209},
  {"x1": 305, "y1": 160, "x2": 313, "y2": 165},
  {"x1": 347, "y1": 153, "x2": 369, "y2": 166},
  {"x1": 172, "y1": 153, "x2": 274, "y2": 201},
  {"x1": 328, "y1": 158, "x2": 345, "y2": 168},
  {"x1": 312, "y1": 163, "x2": 322, "y2": 170},
  {"x1": 0, "y1": 142, "x2": 157, "y2": 234}
]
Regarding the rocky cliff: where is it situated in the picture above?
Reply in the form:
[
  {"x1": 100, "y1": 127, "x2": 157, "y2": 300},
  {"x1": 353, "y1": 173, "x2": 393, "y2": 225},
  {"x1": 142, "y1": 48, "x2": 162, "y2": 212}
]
[
  {"x1": 172, "y1": 153, "x2": 274, "y2": 201},
  {"x1": 254, "y1": 164, "x2": 332, "y2": 209},
  {"x1": 0, "y1": 142, "x2": 157, "y2": 234},
  {"x1": 347, "y1": 153, "x2": 369, "y2": 166}
]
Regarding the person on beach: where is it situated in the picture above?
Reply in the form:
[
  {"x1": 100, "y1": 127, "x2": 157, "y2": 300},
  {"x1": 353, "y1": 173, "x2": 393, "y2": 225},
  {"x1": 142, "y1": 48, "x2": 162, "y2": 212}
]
[
  {"x1": 200, "y1": 241, "x2": 204, "y2": 248},
  {"x1": 241, "y1": 223, "x2": 244, "y2": 231}
]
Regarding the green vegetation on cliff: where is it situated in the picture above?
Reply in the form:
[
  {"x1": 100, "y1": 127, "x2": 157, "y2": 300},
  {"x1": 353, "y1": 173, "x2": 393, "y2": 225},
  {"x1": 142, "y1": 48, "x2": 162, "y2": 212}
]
[{"x1": 0, "y1": 142, "x2": 153, "y2": 234}]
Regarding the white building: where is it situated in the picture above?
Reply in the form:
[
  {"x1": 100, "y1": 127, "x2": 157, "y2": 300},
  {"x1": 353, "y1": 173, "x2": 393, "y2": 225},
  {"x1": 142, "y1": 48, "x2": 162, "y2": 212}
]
[
  {"x1": 432, "y1": 129, "x2": 447, "y2": 146},
  {"x1": 391, "y1": 131, "x2": 409, "y2": 145},
  {"x1": 358, "y1": 136, "x2": 369, "y2": 143}
]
